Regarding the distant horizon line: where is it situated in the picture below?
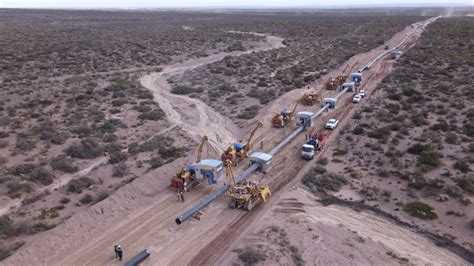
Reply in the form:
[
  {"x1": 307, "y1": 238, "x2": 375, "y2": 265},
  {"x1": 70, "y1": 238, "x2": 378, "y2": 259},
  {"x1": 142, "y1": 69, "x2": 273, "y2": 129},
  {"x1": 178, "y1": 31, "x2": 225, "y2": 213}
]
[{"x1": 1, "y1": 3, "x2": 472, "y2": 10}]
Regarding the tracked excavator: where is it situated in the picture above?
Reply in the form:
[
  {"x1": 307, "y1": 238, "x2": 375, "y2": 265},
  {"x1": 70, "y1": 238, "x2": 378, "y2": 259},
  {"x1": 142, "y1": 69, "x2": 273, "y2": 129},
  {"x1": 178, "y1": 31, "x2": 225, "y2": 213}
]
[
  {"x1": 299, "y1": 91, "x2": 321, "y2": 106},
  {"x1": 170, "y1": 135, "x2": 208, "y2": 191},
  {"x1": 271, "y1": 103, "x2": 298, "y2": 128},
  {"x1": 225, "y1": 159, "x2": 271, "y2": 211},
  {"x1": 221, "y1": 121, "x2": 263, "y2": 165}
]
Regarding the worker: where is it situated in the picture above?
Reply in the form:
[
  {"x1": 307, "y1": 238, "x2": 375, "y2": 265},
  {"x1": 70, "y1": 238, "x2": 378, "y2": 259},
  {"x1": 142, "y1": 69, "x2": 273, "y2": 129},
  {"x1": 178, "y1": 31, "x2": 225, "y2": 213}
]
[
  {"x1": 178, "y1": 190, "x2": 185, "y2": 202},
  {"x1": 115, "y1": 245, "x2": 123, "y2": 261},
  {"x1": 177, "y1": 190, "x2": 182, "y2": 202},
  {"x1": 260, "y1": 140, "x2": 264, "y2": 150}
]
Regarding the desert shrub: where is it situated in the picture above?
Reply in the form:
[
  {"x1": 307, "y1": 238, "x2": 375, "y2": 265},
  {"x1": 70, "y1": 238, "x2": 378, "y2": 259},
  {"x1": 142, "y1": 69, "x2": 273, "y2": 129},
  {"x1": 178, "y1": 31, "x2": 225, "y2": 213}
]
[
  {"x1": 171, "y1": 85, "x2": 202, "y2": 95},
  {"x1": 456, "y1": 175, "x2": 474, "y2": 194},
  {"x1": 303, "y1": 172, "x2": 347, "y2": 192},
  {"x1": 6, "y1": 181, "x2": 32, "y2": 197},
  {"x1": 0, "y1": 241, "x2": 24, "y2": 261},
  {"x1": 311, "y1": 165, "x2": 326, "y2": 174},
  {"x1": 94, "y1": 191, "x2": 109, "y2": 204},
  {"x1": 470, "y1": 220, "x2": 474, "y2": 230},
  {"x1": 112, "y1": 163, "x2": 128, "y2": 177},
  {"x1": 65, "y1": 138, "x2": 103, "y2": 159},
  {"x1": 158, "y1": 146, "x2": 187, "y2": 160},
  {"x1": 50, "y1": 155, "x2": 78, "y2": 173},
  {"x1": 238, "y1": 246, "x2": 266, "y2": 266},
  {"x1": 247, "y1": 88, "x2": 276, "y2": 104},
  {"x1": 138, "y1": 108, "x2": 165, "y2": 121},
  {"x1": 353, "y1": 125, "x2": 364, "y2": 135},
  {"x1": 403, "y1": 201, "x2": 438, "y2": 220},
  {"x1": 317, "y1": 157, "x2": 328, "y2": 165},
  {"x1": 430, "y1": 120, "x2": 449, "y2": 131},
  {"x1": 108, "y1": 151, "x2": 128, "y2": 164},
  {"x1": 71, "y1": 125, "x2": 93, "y2": 138},
  {"x1": 445, "y1": 133, "x2": 458, "y2": 144},
  {"x1": 407, "y1": 143, "x2": 429, "y2": 155},
  {"x1": 333, "y1": 148, "x2": 347, "y2": 156},
  {"x1": 368, "y1": 127, "x2": 391, "y2": 140},
  {"x1": 418, "y1": 150, "x2": 442, "y2": 168},
  {"x1": 60, "y1": 197, "x2": 70, "y2": 204},
  {"x1": 79, "y1": 194, "x2": 94, "y2": 204},
  {"x1": 290, "y1": 245, "x2": 304, "y2": 266},
  {"x1": 237, "y1": 105, "x2": 259, "y2": 119},
  {"x1": 102, "y1": 133, "x2": 118, "y2": 143},
  {"x1": 66, "y1": 179, "x2": 83, "y2": 193},
  {"x1": 11, "y1": 164, "x2": 54, "y2": 185},
  {"x1": 50, "y1": 132, "x2": 69, "y2": 145},
  {"x1": 0, "y1": 131, "x2": 9, "y2": 138},
  {"x1": 0, "y1": 215, "x2": 16, "y2": 239},
  {"x1": 150, "y1": 156, "x2": 163, "y2": 169},
  {"x1": 15, "y1": 133, "x2": 37, "y2": 151},
  {"x1": 38, "y1": 207, "x2": 60, "y2": 220},
  {"x1": 128, "y1": 136, "x2": 174, "y2": 155},
  {"x1": 30, "y1": 167, "x2": 54, "y2": 185},
  {"x1": 66, "y1": 176, "x2": 95, "y2": 193},
  {"x1": 453, "y1": 160, "x2": 470, "y2": 173}
]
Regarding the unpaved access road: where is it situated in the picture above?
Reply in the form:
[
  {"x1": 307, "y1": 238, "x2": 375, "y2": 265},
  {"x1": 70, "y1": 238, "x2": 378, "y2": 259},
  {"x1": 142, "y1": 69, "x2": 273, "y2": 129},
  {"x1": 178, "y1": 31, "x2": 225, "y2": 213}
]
[{"x1": 7, "y1": 17, "x2": 467, "y2": 266}]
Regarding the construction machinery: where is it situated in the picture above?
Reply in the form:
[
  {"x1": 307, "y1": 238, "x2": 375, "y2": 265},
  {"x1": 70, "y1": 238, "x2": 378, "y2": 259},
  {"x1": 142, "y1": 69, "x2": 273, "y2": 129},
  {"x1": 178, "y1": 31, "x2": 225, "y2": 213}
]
[
  {"x1": 221, "y1": 121, "x2": 263, "y2": 165},
  {"x1": 170, "y1": 135, "x2": 208, "y2": 191},
  {"x1": 271, "y1": 103, "x2": 298, "y2": 128},
  {"x1": 324, "y1": 77, "x2": 339, "y2": 90},
  {"x1": 325, "y1": 62, "x2": 358, "y2": 91},
  {"x1": 225, "y1": 159, "x2": 271, "y2": 211},
  {"x1": 337, "y1": 62, "x2": 357, "y2": 85},
  {"x1": 301, "y1": 131, "x2": 325, "y2": 160},
  {"x1": 299, "y1": 91, "x2": 321, "y2": 106}
]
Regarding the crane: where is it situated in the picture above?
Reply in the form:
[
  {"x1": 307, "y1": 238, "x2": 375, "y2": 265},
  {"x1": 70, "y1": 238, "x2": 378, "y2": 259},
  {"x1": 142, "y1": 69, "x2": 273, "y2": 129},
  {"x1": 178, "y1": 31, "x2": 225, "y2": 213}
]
[
  {"x1": 272, "y1": 103, "x2": 299, "y2": 128},
  {"x1": 170, "y1": 135, "x2": 208, "y2": 191},
  {"x1": 337, "y1": 61, "x2": 358, "y2": 85},
  {"x1": 221, "y1": 121, "x2": 263, "y2": 165}
]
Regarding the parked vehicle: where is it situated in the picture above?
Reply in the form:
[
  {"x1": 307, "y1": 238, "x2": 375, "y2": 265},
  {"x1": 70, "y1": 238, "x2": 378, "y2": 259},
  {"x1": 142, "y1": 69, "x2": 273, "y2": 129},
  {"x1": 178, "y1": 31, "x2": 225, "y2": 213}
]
[
  {"x1": 325, "y1": 119, "x2": 339, "y2": 129},
  {"x1": 358, "y1": 90, "x2": 366, "y2": 97},
  {"x1": 353, "y1": 94, "x2": 362, "y2": 103}
]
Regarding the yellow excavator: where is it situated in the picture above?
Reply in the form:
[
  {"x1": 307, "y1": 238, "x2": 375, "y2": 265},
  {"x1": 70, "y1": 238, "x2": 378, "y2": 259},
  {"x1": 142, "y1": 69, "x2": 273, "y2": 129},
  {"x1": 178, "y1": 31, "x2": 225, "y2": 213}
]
[
  {"x1": 221, "y1": 121, "x2": 263, "y2": 165},
  {"x1": 337, "y1": 62, "x2": 358, "y2": 85},
  {"x1": 170, "y1": 135, "x2": 208, "y2": 191},
  {"x1": 299, "y1": 91, "x2": 321, "y2": 106},
  {"x1": 225, "y1": 159, "x2": 271, "y2": 211},
  {"x1": 271, "y1": 103, "x2": 298, "y2": 128}
]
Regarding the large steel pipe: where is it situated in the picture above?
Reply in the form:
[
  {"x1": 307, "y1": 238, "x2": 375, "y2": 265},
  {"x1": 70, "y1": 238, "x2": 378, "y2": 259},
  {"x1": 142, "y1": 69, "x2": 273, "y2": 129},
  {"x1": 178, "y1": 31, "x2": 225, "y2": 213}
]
[{"x1": 175, "y1": 163, "x2": 259, "y2": 224}]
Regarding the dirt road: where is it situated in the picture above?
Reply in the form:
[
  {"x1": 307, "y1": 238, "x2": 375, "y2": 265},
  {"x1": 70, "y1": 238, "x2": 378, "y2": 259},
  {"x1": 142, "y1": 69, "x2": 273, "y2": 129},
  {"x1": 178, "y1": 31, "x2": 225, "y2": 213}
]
[{"x1": 6, "y1": 17, "x2": 466, "y2": 266}]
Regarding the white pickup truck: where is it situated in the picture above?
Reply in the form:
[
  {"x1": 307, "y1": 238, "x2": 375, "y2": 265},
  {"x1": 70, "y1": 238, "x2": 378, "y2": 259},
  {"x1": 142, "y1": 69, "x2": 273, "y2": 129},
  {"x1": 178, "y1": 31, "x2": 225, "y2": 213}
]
[{"x1": 325, "y1": 119, "x2": 339, "y2": 129}]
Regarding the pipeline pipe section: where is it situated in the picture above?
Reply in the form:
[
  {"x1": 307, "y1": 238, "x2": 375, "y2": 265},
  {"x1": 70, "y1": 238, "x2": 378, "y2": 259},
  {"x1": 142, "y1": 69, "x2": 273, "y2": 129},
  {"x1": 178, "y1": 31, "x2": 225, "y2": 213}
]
[
  {"x1": 124, "y1": 249, "x2": 150, "y2": 266},
  {"x1": 175, "y1": 22, "x2": 419, "y2": 225},
  {"x1": 175, "y1": 163, "x2": 259, "y2": 224},
  {"x1": 359, "y1": 26, "x2": 418, "y2": 72}
]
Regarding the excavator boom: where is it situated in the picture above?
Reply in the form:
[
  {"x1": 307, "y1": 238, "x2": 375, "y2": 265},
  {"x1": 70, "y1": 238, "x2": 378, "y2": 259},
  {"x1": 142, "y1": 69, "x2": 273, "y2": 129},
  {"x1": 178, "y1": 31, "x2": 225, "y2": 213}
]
[
  {"x1": 289, "y1": 103, "x2": 299, "y2": 116},
  {"x1": 245, "y1": 121, "x2": 263, "y2": 152},
  {"x1": 195, "y1": 135, "x2": 208, "y2": 163}
]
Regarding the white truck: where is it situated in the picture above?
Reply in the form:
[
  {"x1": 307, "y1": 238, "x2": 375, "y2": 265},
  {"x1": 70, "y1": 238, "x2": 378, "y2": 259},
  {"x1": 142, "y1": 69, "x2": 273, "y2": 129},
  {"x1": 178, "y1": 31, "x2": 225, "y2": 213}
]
[
  {"x1": 301, "y1": 133, "x2": 325, "y2": 160},
  {"x1": 325, "y1": 119, "x2": 339, "y2": 129}
]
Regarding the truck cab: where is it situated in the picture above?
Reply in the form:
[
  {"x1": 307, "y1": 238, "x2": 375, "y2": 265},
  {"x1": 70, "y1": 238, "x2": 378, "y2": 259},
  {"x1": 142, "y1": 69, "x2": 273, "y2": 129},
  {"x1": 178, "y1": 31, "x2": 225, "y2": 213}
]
[{"x1": 301, "y1": 144, "x2": 315, "y2": 160}]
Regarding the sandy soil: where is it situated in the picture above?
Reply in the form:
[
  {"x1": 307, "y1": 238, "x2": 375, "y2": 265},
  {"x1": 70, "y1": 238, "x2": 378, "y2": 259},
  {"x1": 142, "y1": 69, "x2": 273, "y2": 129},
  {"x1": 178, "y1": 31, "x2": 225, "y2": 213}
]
[
  {"x1": 218, "y1": 187, "x2": 468, "y2": 266},
  {"x1": 5, "y1": 17, "x2": 466, "y2": 266}
]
